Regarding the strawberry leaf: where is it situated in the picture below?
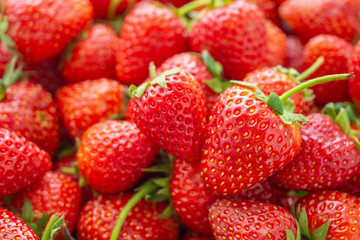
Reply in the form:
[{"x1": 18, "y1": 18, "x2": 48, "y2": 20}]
[
  {"x1": 283, "y1": 98, "x2": 295, "y2": 113},
  {"x1": 50, "y1": 216, "x2": 64, "y2": 240},
  {"x1": 37, "y1": 212, "x2": 50, "y2": 230},
  {"x1": 297, "y1": 206, "x2": 311, "y2": 239},
  {"x1": 230, "y1": 80, "x2": 259, "y2": 90},
  {"x1": 267, "y1": 92, "x2": 284, "y2": 115},
  {"x1": 156, "y1": 204, "x2": 174, "y2": 219},
  {"x1": 335, "y1": 108, "x2": 351, "y2": 135},
  {"x1": 254, "y1": 89, "x2": 269, "y2": 103},
  {"x1": 286, "y1": 229, "x2": 296, "y2": 240},
  {"x1": 275, "y1": 66, "x2": 300, "y2": 82},
  {"x1": 202, "y1": 50, "x2": 223, "y2": 79},
  {"x1": 22, "y1": 199, "x2": 33, "y2": 223},
  {"x1": 204, "y1": 78, "x2": 233, "y2": 94},
  {"x1": 280, "y1": 111, "x2": 309, "y2": 125},
  {"x1": 311, "y1": 220, "x2": 331, "y2": 240}
]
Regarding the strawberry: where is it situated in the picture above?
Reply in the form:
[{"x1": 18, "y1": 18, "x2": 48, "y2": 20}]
[
  {"x1": 171, "y1": 158, "x2": 218, "y2": 234},
  {"x1": 0, "y1": 128, "x2": 52, "y2": 198},
  {"x1": 296, "y1": 190, "x2": 360, "y2": 240},
  {"x1": 336, "y1": 174, "x2": 360, "y2": 197},
  {"x1": 159, "y1": 0, "x2": 191, "y2": 7},
  {"x1": 249, "y1": 0, "x2": 281, "y2": 25},
  {"x1": 130, "y1": 70, "x2": 207, "y2": 162},
  {"x1": 302, "y1": 34, "x2": 352, "y2": 105},
  {"x1": 189, "y1": 0, "x2": 267, "y2": 80},
  {"x1": 157, "y1": 53, "x2": 218, "y2": 115},
  {"x1": 77, "y1": 120, "x2": 159, "y2": 194},
  {"x1": 0, "y1": 208, "x2": 39, "y2": 240},
  {"x1": 201, "y1": 84, "x2": 301, "y2": 195},
  {"x1": 56, "y1": 78, "x2": 124, "y2": 140},
  {"x1": 0, "y1": 43, "x2": 12, "y2": 77},
  {"x1": 0, "y1": 81, "x2": 60, "y2": 157},
  {"x1": 115, "y1": 2, "x2": 188, "y2": 85},
  {"x1": 279, "y1": 0, "x2": 360, "y2": 42},
  {"x1": 209, "y1": 199, "x2": 298, "y2": 239},
  {"x1": 182, "y1": 232, "x2": 215, "y2": 240},
  {"x1": 265, "y1": 21, "x2": 287, "y2": 67},
  {"x1": 4, "y1": 0, "x2": 94, "y2": 63},
  {"x1": 273, "y1": 113, "x2": 360, "y2": 190},
  {"x1": 348, "y1": 41, "x2": 360, "y2": 108},
  {"x1": 90, "y1": 0, "x2": 135, "y2": 18},
  {"x1": 285, "y1": 35, "x2": 304, "y2": 72},
  {"x1": 245, "y1": 67, "x2": 304, "y2": 113},
  {"x1": 77, "y1": 193, "x2": 179, "y2": 240},
  {"x1": 61, "y1": 24, "x2": 119, "y2": 83},
  {"x1": 124, "y1": 98, "x2": 135, "y2": 121}
]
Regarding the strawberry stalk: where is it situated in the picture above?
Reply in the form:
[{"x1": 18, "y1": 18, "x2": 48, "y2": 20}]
[
  {"x1": 108, "y1": 0, "x2": 123, "y2": 19},
  {"x1": 176, "y1": 0, "x2": 211, "y2": 16},
  {"x1": 294, "y1": 56, "x2": 324, "y2": 82},
  {"x1": 41, "y1": 214, "x2": 64, "y2": 240}
]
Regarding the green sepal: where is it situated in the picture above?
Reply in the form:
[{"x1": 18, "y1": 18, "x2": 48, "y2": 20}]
[
  {"x1": 283, "y1": 98, "x2": 296, "y2": 113},
  {"x1": 311, "y1": 221, "x2": 331, "y2": 240},
  {"x1": 275, "y1": 66, "x2": 300, "y2": 82},
  {"x1": 60, "y1": 167, "x2": 77, "y2": 175},
  {"x1": 156, "y1": 204, "x2": 174, "y2": 219},
  {"x1": 204, "y1": 77, "x2": 234, "y2": 94},
  {"x1": 323, "y1": 102, "x2": 355, "y2": 136},
  {"x1": 254, "y1": 89, "x2": 269, "y2": 103},
  {"x1": 201, "y1": 50, "x2": 223, "y2": 80},
  {"x1": 108, "y1": 0, "x2": 124, "y2": 19},
  {"x1": 37, "y1": 212, "x2": 50, "y2": 230},
  {"x1": 288, "y1": 190, "x2": 309, "y2": 198},
  {"x1": 267, "y1": 92, "x2": 284, "y2": 115},
  {"x1": 22, "y1": 199, "x2": 33, "y2": 223},
  {"x1": 49, "y1": 215, "x2": 65, "y2": 240},
  {"x1": 142, "y1": 164, "x2": 173, "y2": 173},
  {"x1": 296, "y1": 205, "x2": 311, "y2": 239},
  {"x1": 280, "y1": 111, "x2": 309, "y2": 125},
  {"x1": 335, "y1": 108, "x2": 351, "y2": 135},
  {"x1": 0, "y1": 18, "x2": 9, "y2": 37},
  {"x1": 286, "y1": 229, "x2": 296, "y2": 240},
  {"x1": 79, "y1": 175, "x2": 88, "y2": 188},
  {"x1": 230, "y1": 80, "x2": 259, "y2": 90},
  {"x1": 152, "y1": 177, "x2": 171, "y2": 188}
]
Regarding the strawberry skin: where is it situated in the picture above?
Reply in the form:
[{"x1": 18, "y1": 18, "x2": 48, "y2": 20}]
[
  {"x1": 273, "y1": 113, "x2": 360, "y2": 190},
  {"x1": 0, "y1": 43, "x2": 13, "y2": 77},
  {"x1": 62, "y1": 24, "x2": 119, "y2": 83},
  {"x1": 285, "y1": 35, "x2": 304, "y2": 72},
  {"x1": 77, "y1": 193, "x2": 179, "y2": 240},
  {"x1": 279, "y1": 0, "x2": 360, "y2": 42},
  {"x1": 4, "y1": 0, "x2": 94, "y2": 63},
  {"x1": 0, "y1": 208, "x2": 39, "y2": 240},
  {"x1": 348, "y1": 41, "x2": 360, "y2": 108},
  {"x1": 296, "y1": 190, "x2": 360, "y2": 240},
  {"x1": 77, "y1": 120, "x2": 159, "y2": 194},
  {"x1": 157, "y1": 53, "x2": 218, "y2": 115},
  {"x1": 90, "y1": 0, "x2": 135, "y2": 18},
  {"x1": 0, "y1": 128, "x2": 52, "y2": 198},
  {"x1": 56, "y1": 78, "x2": 124, "y2": 140},
  {"x1": 190, "y1": 0, "x2": 267, "y2": 80},
  {"x1": 12, "y1": 172, "x2": 82, "y2": 236},
  {"x1": 302, "y1": 34, "x2": 352, "y2": 105},
  {"x1": 201, "y1": 85, "x2": 301, "y2": 195},
  {"x1": 265, "y1": 21, "x2": 287, "y2": 67},
  {"x1": 131, "y1": 72, "x2": 207, "y2": 162},
  {"x1": 116, "y1": 2, "x2": 188, "y2": 85},
  {"x1": 209, "y1": 199, "x2": 297, "y2": 239},
  {"x1": 171, "y1": 159, "x2": 218, "y2": 234}
]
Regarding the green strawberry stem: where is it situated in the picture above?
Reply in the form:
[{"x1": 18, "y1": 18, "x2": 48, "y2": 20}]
[
  {"x1": 177, "y1": 0, "x2": 211, "y2": 16},
  {"x1": 0, "y1": 56, "x2": 23, "y2": 101},
  {"x1": 110, "y1": 183, "x2": 158, "y2": 240},
  {"x1": 41, "y1": 214, "x2": 61, "y2": 240},
  {"x1": 279, "y1": 73, "x2": 352, "y2": 102},
  {"x1": 149, "y1": 62, "x2": 157, "y2": 80},
  {"x1": 295, "y1": 57, "x2": 324, "y2": 82},
  {"x1": 108, "y1": 0, "x2": 123, "y2": 19}
]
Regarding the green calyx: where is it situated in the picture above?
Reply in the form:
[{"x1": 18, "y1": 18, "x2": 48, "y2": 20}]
[
  {"x1": 0, "y1": 17, "x2": 18, "y2": 57},
  {"x1": 128, "y1": 62, "x2": 181, "y2": 98},
  {"x1": 0, "y1": 56, "x2": 23, "y2": 101},
  {"x1": 286, "y1": 220, "x2": 302, "y2": 240}
]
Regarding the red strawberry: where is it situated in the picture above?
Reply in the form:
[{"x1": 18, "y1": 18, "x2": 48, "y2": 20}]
[
  {"x1": 201, "y1": 85, "x2": 301, "y2": 195},
  {"x1": 157, "y1": 53, "x2": 218, "y2": 115},
  {"x1": 116, "y1": 2, "x2": 188, "y2": 85},
  {"x1": 209, "y1": 199, "x2": 298, "y2": 239},
  {"x1": 348, "y1": 41, "x2": 360, "y2": 108},
  {"x1": 273, "y1": 113, "x2": 360, "y2": 190},
  {"x1": 285, "y1": 35, "x2": 304, "y2": 72},
  {"x1": 0, "y1": 208, "x2": 39, "y2": 240},
  {"x1": 249, "y1": 0, "x2": 281, "y2": 25},
  {"x1": 336, "y1": 174, "x2": 360, "y2": 197},
  {"x1": 0, "y1": 81, "x2": 60, "y2": 157},
  {"x1": 245, "y1": 67, "x2": 304, "y2": 113},
  {"x1": 302, "y1": 34, "x2": 352, "y2": 105},
  {"x1": 265, "y1": 21, "x2": 287, "y2": 67},
  {"x1": 124, "y1": 98, "x2": 135, "y2": 121},
  {"x1": 189, "y1": 0, "x2": 267, "y2": 80},
  {"x1": 4, "y1": 0, "x2": 94, "y2": 63},
  {"x1": 90, "y1": 0, "x2": 135, "y2": 18},
  {"x1": 182, "y1": 233, "x2": 214, "y2": 240},
  {"x1": 62, "y1": 24, "x2": 119, "y2": 83},
  {"x1": 131, "y1": 71, "x2": 207, "y2": 162},
  {"x1": 77, "y1": 193, "x2": 179, "y2": 240},
  {"x1": 171, "y1": 158, "x2": 218, "y2": 234},
  {"x1": 0, "y1": 128, "x2": 52, "y2": 198},
  {"x1": 56, "y1": 78, "x2": 124, "y2": 140},
  {"x1": 0, "y1": 43, "x2": 13, "y2": 77},
  {"x1": 296, "y1": 190, "x2": 360, "y2": 240},
  {"x1": 158, "y1": 0, "x2": 191, "y2": 7},
  {"x1": 11, "y1": 171, "x2": 82, "y2": 237},
  {"x1": 279, "y1": 0, "x2": 360, "y2": 42},
  {"x1": 77, "y1": 120, "x2": 159, "y2": 193}
]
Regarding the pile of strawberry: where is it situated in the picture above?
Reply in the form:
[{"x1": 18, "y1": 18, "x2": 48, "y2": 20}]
[{"x1": 1, "y1": 0, "x2": 360, "y2": 239}]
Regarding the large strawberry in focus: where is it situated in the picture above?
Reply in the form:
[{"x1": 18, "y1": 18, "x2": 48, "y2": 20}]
[
  {"x1": 77, "y1": 193, "x2": 179, "y2": 240},
  {"x1": 116, "y1": 2, "x2": 188, "y2": 85},
  {"x1": 189, "y1": 0, "x2": 267, "y2": 80},
  {"x1": 62, "y1": 24, "x2": 119, "y2": 83},
  {"x1": 0, "y1": 128, "x2": 52, "y2": 198},
  {"x1": 4, "y1": 0, "x2": 94, "y2": 63}
]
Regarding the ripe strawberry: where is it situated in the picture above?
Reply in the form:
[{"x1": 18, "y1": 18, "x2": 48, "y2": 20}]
[
  {"x1": 279, "y1": 0, "x2": 360, "y2": 42},
  {"x1": 336, "y1": 174, "x2": 360, "y2": 197},
  {"x1": 116, "y1": 2, "x2": 188, "y2": 85},
  {"x1": 124, "y1": 98, "x2": 135, "y2": 121},
  {"x1": 56, "y1": 78, "x2": 124, "y2": 140},
  {"x1": 189, "y1": 0, "x2": 267, "y2": 80},
  {"x1": 159, "y1": 0, "x2": 191, "y2": 7},
  {"x1": 209, "y1": 199, "x2": 298, "y2": 239},
  {"x1": 245, "y1": 67, "x2": 304, "y2": 113},
  {"x1": 157, "y1": 53, "x2": 218, "y2": 115},
  {"x1": 249, "y1": 0, "x2": 281, "y2": 25},
  {"x1": 77, "y1": 193, "x2": 179, "y2": 240},
  {"x1": 296, "y1": 190, "x2": 360, "y2": 240},
  {"x1": 302, "y1": 34, "x2": 352, "y2": 105},
  {"x1": 285, "y1": 35, "x2": 304, "y2": 72},
  {"x1": 90, "y1": 0, "x2": 135, "y2": 18},
  {"x1": 171, "y1": 159, "x2": 218, "y2": 234},
  {"x1": 182, "y1": 233, "x2": 214, "y2": 240},
  {"x1": 77, "y1": 120, "x2": 159, "y2": 193},
  {"x1": 348, "y1": 42, "x2": 360, "y2": 108},
  {"x1": 62, "y1": 24, "x2": 119, "y2": 83},
  {"x1": 0, "y1": 43, "x2": 12, "y2": 77},
  {"x1": 4, "y1": 0, "x2": 94, "y2": 63},
  {"x1": 12, "y1": 172, "x2": 82, "y2": 237},
  {"x1": 0, "y1": 81, "x2": 60, "y2": 157},
  {"x1": 201, "y1": 85, "x2": 301, "y2": 195},
  {"x1": 273, "y1": 113, "x2": 360, "y2": 190},
  {"x1": 131, "y1": 71, "x2": 207, "y2": 162},
  {"x1": 265, "y1": 21, "x2": 287, "y2": 67},
  {"x1": 0, "y1": 128, "x2": 52, "y2": 198},
  {"x1": 0, "y1": 208, "x2": 39, "y2": 240}
]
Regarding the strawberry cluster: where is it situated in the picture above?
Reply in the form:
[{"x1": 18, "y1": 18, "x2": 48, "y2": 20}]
[{"x1": 1, "y1": 0, "x2": 360, "y2": 240}]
